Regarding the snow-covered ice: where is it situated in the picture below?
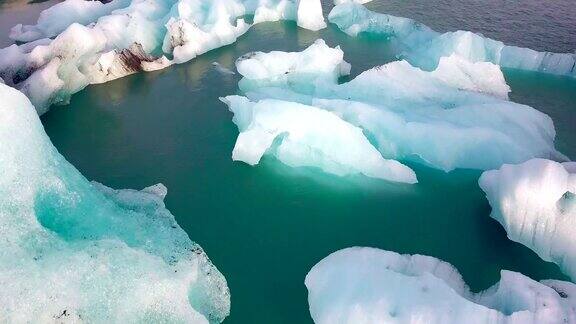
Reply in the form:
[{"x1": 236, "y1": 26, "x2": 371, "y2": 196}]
[
  {"x1": 0, "y1": 83, "x2": 230, "y2": 322},
  {"x1": 306, "y1": 247, "x2": 576, "y2": 324},
  {"x1": 225, "y1": 40, "x2": 561, "y2": 177},
  {"x1": 0, "y1": 0, "x2": 326, "y2": 113},
  {"x1": 480, "y1": 159, "x2": 576, "y2": 281},
  {"x1": 328, "y1": 3, "x2": 576, "y2": 77},
  {"x1": 236, "y1": 39, "x2": 351, "y2": 94}
]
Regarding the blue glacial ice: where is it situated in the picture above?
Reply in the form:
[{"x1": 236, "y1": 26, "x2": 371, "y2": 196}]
[
  {"x1": 328, "y1": 3, "x2": 576, "y2": 77},
  {"x1": 480, "y1": 159, "x2": 576, "y2": 281},
  {"x1": 0, "y1": 83, "x2": 230, "y2": 322},
  {"x1": 306, "y1": 247, "x2": 576, "y2": 324},
  {"x1": 0, "y1": 0, "x2": 326, "y2": 113},
  {"x1": 222, "y1": 40, "x2": 562, "y2": 178},
  {"x1": 220, "y1": 95, "x2": 418, "y2": 183}
]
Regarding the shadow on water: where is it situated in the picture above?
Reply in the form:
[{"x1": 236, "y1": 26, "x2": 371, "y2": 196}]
[{"x1": 2, "y1": 0, "x2": 565, "y2": 322}]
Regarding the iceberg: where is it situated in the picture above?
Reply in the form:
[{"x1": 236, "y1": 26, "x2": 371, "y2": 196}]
[
  {"x1": 306, "y1": 247, "x2": 576, "y2": 324},
  {"x1": 0, "y1": 83, "x2": 230, "y2": 322},
  {"x1": 479, "y1": 159, "x2": 576, "y2": 281},
  {"x1": 220, "y1": 95, "x2": 418, "y2": 183},
  {"x1": 328, "y1": 3, "x2": 576, "y2": 77},
  {"x1": 236, "y1": 38, "x2": 351, "y2": 95},
  {"x1": 227, "y1": 40, "x2": 561, "y2": 174},
  {"x1": 0, "y1": 0, "x2": 326, "y2": 113}
]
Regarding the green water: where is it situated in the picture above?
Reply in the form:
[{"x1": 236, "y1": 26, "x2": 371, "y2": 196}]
[{"x1": 4, "y1": 1, "x2": 567, "y2": 323}]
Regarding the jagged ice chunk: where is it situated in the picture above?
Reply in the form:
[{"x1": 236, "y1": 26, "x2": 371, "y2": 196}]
[
  {"x1": 220, "y1": 95, "x2": 418, "y2": 183},
  {"x1": 479, "y1": 159, "x2": 576, "y2": 280}
]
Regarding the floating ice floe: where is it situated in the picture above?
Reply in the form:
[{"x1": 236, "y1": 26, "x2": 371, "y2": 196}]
[
  {"x1": 220, "y1": 95, "x2": 418, "y2": 183},
  {"x1": 306, "y1": 247, "x2": 576, "y2": 324},
  {"x1": 221, "y1": 40, "x2": 562, "y2": 179},
  {"x1": 0, "y1": 0, "x2": 326, "y2": 113},
  {"x1": 480, "y1": 159, "x2": 576, "y2": 281},
  {"x1": 328, "y1": 3, "x2": 576, "y2": 77},
  {"x1": 0, "y1": 83, "x2": 230, "y2": 322}
]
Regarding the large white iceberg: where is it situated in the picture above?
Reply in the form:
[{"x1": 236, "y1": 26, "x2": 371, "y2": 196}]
[
  {"x1": 220, "y1": 95, "x2": 418, "y2": 183},
  {"x1": 328, "y1": 3, "x2": 576, "y2": 77},
  {"x1": 0, "y1": 0, "x2": 326, "y2": 113},
  {"x1": 306, "y1": 247, "x2": 576, "y2": 324},
  {"x1": 228, "y1": 40, "x2": 562, "y2": 174},
  {"x1": 0, "y1": 83, "x2": 230, "y2": 322},
  {"x1": 479, "y1": 159, "x2": 576, "y2": 281}
]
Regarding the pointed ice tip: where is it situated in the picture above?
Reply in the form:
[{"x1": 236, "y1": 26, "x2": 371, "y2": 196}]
[{"x1": 400, "y1": 170, "x2": 418, "y2": 184}]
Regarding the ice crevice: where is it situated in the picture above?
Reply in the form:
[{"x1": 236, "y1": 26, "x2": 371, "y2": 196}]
[
  {"x1": 328, "y1": 3, "x2": 576, "y2": 78},
  {"x1": 306, "y1": 247, "x2": 576, "y2": 324},
  {"x1": 0, "y1": 0, "x2": 327, "y2": 113},
  {"x1": 219, "y1": 39, "x2": 564, "y2": 181},
  {"x1": 0, "y1": 82, "x2": 230, "y2": 322}
]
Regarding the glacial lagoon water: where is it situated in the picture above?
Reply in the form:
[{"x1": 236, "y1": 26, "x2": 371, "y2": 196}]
[{"x1": 2, "y1": 0, "x2": 575, "y2": 323}]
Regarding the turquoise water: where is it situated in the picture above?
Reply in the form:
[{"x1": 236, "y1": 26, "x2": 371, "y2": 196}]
[{"x1": 2, "y1": 0, "x2": 576, "y2": 323}]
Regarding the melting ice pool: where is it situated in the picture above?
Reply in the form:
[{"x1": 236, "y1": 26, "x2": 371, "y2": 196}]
[{"x1": 2, "y1": 0, "x2": 576, "y2": 322}]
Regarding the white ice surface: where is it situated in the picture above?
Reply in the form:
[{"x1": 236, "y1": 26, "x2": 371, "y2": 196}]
[
  {"x1": 220, "y1": 95, "x2": 417, "y2": 183},
  {"x1": 306, "y1": 247, "x2": 576, "y2": 324},
  {"x1": 480, "y1": 159, "x2": 576, "y2": 280},
  {"x1": 328, "y1": 3, "x2": 576, "y2": 77}
]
